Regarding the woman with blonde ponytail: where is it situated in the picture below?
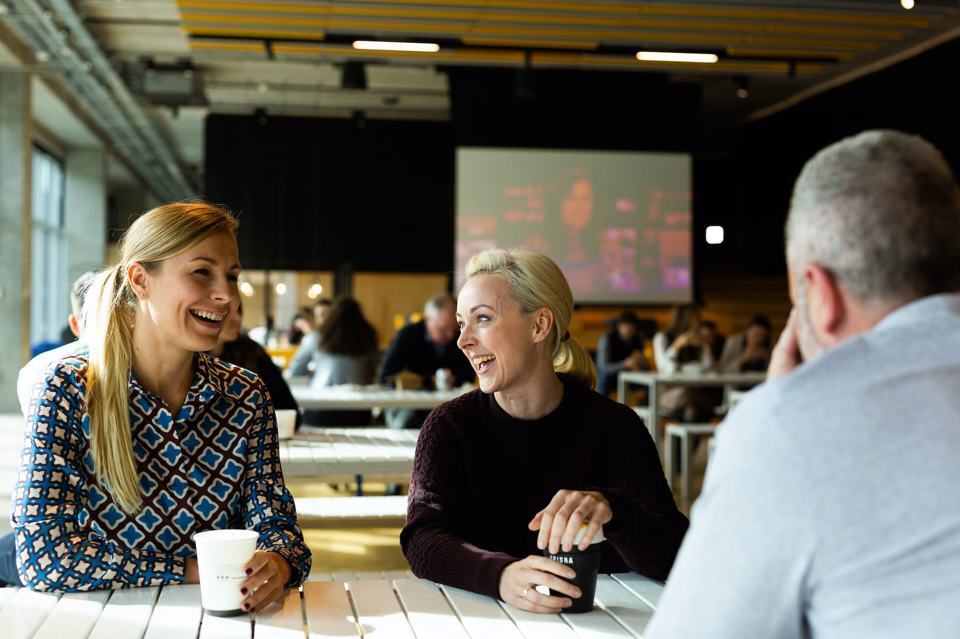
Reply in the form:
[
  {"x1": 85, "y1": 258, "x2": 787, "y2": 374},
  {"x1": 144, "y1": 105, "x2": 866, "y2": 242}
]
[
  {"x1": 6, "y1": 202, "x2": 311, "y2": 611},
  {"x1": 401, "y1": 249, "x2": 687, "y2": 613}
]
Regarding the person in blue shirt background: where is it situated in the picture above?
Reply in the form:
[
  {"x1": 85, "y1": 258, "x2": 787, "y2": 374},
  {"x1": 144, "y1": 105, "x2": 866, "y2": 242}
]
[{"x1": 1, "y1": 202, "x2": 310, "y2": 614}]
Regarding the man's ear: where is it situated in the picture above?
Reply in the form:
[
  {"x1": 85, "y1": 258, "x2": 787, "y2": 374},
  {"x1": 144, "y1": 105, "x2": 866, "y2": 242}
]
[
  {"x1": 68, "y1": 314, "x2": 81, "y2": 338},
  {"x1": 804, "y1": 263, "x2": 846, "y2": 347},
  {"x1": 531, "y1": 307, "x2": 555, "y2": 344}
]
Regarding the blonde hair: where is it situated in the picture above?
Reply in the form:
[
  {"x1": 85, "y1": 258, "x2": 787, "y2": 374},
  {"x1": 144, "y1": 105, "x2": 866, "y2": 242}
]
[
  {"x1": 464, "y1": 249, "x2": 598, "y2": 389},
  {"x1": 84, "y1": 202, "x2": 238, "y2": 513}
]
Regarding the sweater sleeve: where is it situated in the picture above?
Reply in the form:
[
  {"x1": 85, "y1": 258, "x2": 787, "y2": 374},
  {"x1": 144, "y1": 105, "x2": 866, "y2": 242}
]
[
  {"x1": 12, "y1": 363, "x2": 187, "y2": 591},
  {"x1": 378, "y1": 328, "x2": 409, "y2": 384},
  {"x1": 400, "y1": 403, "x2": 518, "y2": 599},
  {"x1": 287, "y1": 332, "x2": 317, "y2": 377},
  {"x1": 588, "y1": 405, "x2": 688, "y2": 580},
  {"x1": 652, "y1": 332, "x2": 678, "y2": 375},
  {"x1": 241, "y1": 379, "x2": 312, "y2": 584}
]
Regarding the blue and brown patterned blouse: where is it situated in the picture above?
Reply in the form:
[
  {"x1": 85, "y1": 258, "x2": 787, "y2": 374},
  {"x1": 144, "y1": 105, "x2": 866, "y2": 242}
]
[{"x1": 12, "y1": 352, "x2": 312, "y2": 591}]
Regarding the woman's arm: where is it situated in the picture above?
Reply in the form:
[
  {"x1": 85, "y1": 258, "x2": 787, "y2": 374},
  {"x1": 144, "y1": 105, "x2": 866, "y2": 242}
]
[
  {"x1": 591, "y1": 406, "x2": 689, "y2": 580},
  {"x1": 286, "y1": 332, "x2": 317, "y2": 377},
  {"x1": 12, "y1": 362, "x2": 187, "y2": 591},
  {"x1": 652, "y1": 332, "x2": 677, "y2": 375},
  {"x1": 240, "y1": 376, "x2": 312, "y2": 584},
  {"x1": 400, "y1": 406, "x2": 518, "y2": 598}
]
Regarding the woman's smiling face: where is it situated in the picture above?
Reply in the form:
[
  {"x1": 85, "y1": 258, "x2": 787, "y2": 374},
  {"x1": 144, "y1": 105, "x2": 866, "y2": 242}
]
[
  {"x1": 136, "y1": 231, "x2": 241, "y2": 353},
  {"x1": 456, "y1": 273, "x2": 543, "y2": 395}
]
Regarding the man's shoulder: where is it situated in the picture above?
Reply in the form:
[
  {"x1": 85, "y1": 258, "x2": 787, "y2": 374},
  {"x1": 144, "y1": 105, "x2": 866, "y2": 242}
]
[{"x1": 20, "y1": 343, "x2": 89, "y2": 385}]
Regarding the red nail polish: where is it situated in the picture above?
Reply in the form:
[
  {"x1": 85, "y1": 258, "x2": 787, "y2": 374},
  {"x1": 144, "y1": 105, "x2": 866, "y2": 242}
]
[
  {"x1": 245, "y1": 568, "x2": 252, "y2": 575},
  {"x1": 242, "y1": 603, "x2": 249, "y2": 611},
  {"x1": 241, "y1": 588, "x2": 248, "y2": 595}
]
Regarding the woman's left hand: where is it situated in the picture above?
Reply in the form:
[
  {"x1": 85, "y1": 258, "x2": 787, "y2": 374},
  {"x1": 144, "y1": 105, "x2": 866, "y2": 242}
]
[
  {"x1": 240, "y1": 551, "x2": 293, "y2": 613},
  {"x1": 528, "y1": 490, "x2": 612, "y2": 554}
]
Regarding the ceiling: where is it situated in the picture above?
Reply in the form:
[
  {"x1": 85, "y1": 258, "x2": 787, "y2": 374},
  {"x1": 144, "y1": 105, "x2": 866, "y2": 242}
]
[{"x1": 3, "y1": 0, "x2": 960, "y2": 195}]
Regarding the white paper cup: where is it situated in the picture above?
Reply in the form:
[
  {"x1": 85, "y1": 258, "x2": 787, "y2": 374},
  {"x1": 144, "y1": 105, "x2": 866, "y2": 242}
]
[
  {"x1": 275, "y1": 409, "x2": 297, "y2": 439},
  {"x1": 194, "y1": 529, "x2": 259, "y2": 616}
]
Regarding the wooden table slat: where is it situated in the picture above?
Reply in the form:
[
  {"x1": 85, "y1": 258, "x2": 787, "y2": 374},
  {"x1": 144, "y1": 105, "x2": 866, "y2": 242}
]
[
  {"x1": 199, "y1": 609, "x2": 253, "y2": 639},
  {"x1": 33, "y1": 590, "x2": 111, "y2": 639},
  {"x1": 0, "y1": 588, "x2": 62, "y2": 639},
  {"x1": 0, "y1": 586, "x2": 19, "y2": 610},
  {"x1": 347, "y1": 580, "x2": 416, "y2": 639},
  {"x1": 393, "y1": 579, "x2": 470, "y2": 639},
  {"x1": 440, "y1": 585, "x2": 525, "y2": 639},
  {"x1": 592, "y1": 576, "x2": 656, "y2": 636},
  {"x1": 382, "y1": 570, "x2": 413, "y2": 581},
  {"x1": 331, "y1": 572, "x2": 357, "y2": 582},
  {"x1": 87, "y1": 587, "x2": 160, "y2": 639},
  {"x1": 142, "y1": 584, "x2": 204, "y2": 639},
  {"x1": 610, "y1": 574, "x2": 663, "y2": 610},
  {"x1": 561, "y1": 606, "x2": 637, "y2": 639},
  {"x1": 252, "y1": 588, "x2": 305, "y2": 639},
  {"x1": 499, "y1": 601, "x2": 581, "y2": 639},
  {"x1": 302, "y1": 581, "x2": 360, "y2": 639}
]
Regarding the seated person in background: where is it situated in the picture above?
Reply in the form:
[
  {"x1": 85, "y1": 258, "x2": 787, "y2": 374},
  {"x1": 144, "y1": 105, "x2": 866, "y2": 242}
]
[
  {"x1": 286, "y1": 307, "x2": 314, "y2": 346},
  {"x1": 596, "y1": 310, "x2": 650, "y2": 396},
  {"x1": 717, "y1": 314, "x2": 772, "y2": 373},
  {"x1": 287, "y1": 298, "x2": 332, "y2": 378},
  {"x1": 647, "y1": 130, "x2": 960, "y2": 638},
  {"x1": 697, "y1": 320, "x2": 725, "y2": 365},
  {"x1": 378, "y1": 293, "x2": 475, "y2": 429},
  {"x1": 0, "y1": 202, "x2": 310, "y2": 606},
  {"x1": 401, "y1": 249, "x2": 687, "y2": 613},
  {"x1": 17, "y1": 270, "x2": 97, "y2": 416},
  {"x1": 301, "y1": 296, "x2": 380, "y2": 427},
  {"x1": 652, "y1": 305, "x2": 719, "y2": 421},
  {"x1": 211, "y1": 302, "x2": 300, "y2": 425}
]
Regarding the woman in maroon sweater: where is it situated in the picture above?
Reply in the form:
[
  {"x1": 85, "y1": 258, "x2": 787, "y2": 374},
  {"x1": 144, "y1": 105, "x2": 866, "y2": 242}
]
[{"x1": 400, "y1": 249, "x2": 687, "y2": 613}]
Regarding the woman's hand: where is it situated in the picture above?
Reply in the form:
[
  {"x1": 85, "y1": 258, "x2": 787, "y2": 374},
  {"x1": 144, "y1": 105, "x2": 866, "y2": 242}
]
[
  {"x1": 529, "y1": 490, "x2": 612, "y2": 554},
  {"x1": 240, "y1": 551, "x2": 293, "y2": 613},
  {"x1": 498, "y1": 556, "x2": 581, "y2": 613}
]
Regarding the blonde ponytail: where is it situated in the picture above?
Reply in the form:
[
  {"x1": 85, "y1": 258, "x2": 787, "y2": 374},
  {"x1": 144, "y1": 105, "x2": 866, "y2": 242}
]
[
  {"x1": 554, "y1": 337, "x2": 598, "y2": 390},
  {"x1": 83, "y1": 201, "x2": 238, "y2": 514},
  {"x1": 85, "y1": 264, "x2": 141, "y2": 512},
  {"x1": 464, "y1": 249, "x2": 599, "y2": 389}
]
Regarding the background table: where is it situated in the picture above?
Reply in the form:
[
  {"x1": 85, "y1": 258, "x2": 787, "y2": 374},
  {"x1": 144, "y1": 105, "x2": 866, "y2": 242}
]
[
  {"x1": 279, "y1": 427, "x2": 416, "y2": 483},
  {"x1": 617, "y1": 371, "x2": 766, "y2": 449},
  {"x1": 291, "y1": 385, "x2": 471, "y2": 411},
  {"x1": 0, "y1": 573, "x2": 664, "y2": 639}
]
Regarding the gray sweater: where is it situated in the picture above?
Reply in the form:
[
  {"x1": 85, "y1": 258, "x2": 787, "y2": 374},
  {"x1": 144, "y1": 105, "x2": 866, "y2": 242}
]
[{"x1": 647, "y1": 293, "x2": 960, "y2": 638}]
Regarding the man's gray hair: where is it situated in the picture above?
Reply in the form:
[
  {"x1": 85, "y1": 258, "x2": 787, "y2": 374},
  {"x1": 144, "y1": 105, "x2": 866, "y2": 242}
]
[
  {"x1": 424, "y1": 293, "x2": 455, "y2": 318},
  {"x1": 787, "y1": 129, "x2": 960, "y2": 303}
]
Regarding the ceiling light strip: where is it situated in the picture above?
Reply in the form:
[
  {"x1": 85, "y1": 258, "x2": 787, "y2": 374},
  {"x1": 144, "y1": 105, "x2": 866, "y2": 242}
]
[
  {"x1": 636, "y1": 51, "x2": 718, "y2": 63},
  {"x1": 352, "y1": 40, "x2": 439, "y2": 52}
]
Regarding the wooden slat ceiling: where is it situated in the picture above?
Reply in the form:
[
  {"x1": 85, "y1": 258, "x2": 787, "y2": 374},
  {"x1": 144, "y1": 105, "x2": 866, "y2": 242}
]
[{"x1": 67, "y1": 0, "x2": 960, "y2": 155}]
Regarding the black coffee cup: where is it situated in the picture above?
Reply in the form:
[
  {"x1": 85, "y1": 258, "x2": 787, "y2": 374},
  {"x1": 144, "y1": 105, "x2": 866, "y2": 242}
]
[{"x1": 542, "y1": 525, "x2": 604, "y2": 614}]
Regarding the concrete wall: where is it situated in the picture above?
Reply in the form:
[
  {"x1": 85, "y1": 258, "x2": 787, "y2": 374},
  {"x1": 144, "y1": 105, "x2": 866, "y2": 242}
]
[
  {"x1": 64, "y1": 148, "x2": 107, "y2": 288},
  {"x1": 0, "y1": 71, "x2": 30, "y2": 412}
]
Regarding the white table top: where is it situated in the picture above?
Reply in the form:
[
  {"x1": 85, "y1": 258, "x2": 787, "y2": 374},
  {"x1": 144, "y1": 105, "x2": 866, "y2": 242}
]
[
  {"x1": 0, "y1": 574, "x2": 663, "y2": 639},
  {"x1": 291, "y1": 385, "x2": 472, "y2": 410},
  {"x1": 278, "y1": 427, "x2": 417, "y2": 480},
  {"x1": 618, "y1": 371, "x2": 767, "y2": 387}
]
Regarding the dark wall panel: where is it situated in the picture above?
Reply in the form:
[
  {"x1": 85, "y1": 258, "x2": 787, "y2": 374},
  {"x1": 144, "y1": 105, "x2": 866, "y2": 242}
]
[{"x1": 205, "y1": 115, "x2": 455, "y2": 272}]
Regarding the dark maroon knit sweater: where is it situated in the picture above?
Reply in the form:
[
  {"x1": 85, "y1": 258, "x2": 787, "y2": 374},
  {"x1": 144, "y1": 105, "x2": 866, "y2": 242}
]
[{"x1": 400, "y1": 374, "x2": 688, "y2": 599}]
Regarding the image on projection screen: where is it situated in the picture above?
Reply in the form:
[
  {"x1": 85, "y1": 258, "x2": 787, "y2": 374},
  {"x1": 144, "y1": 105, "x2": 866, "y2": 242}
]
[{"x1": 456, "y1": 148, "x2": 693, "y2": 304}]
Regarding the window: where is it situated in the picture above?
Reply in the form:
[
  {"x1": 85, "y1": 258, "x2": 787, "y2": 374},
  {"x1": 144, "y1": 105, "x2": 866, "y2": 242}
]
[{"x1": 30, "y1": 145, "x2": 67, "y2": 346}]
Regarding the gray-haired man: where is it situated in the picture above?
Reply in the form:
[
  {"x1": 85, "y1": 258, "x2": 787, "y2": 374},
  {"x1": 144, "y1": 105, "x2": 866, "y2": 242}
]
[{"x1": 647, "y1": 130, "x2": 960, "y2": 637}]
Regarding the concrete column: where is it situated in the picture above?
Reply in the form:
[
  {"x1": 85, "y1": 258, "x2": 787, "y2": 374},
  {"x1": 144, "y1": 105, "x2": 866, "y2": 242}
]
[
  {"x1": 64, "y1": 148, "x2": 107, "y2": 287},
  {"x1": 0, "y1": 71, "x2": 31, "y2": 412}
]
